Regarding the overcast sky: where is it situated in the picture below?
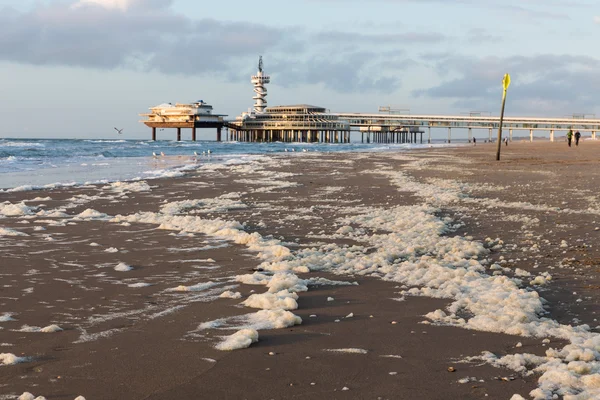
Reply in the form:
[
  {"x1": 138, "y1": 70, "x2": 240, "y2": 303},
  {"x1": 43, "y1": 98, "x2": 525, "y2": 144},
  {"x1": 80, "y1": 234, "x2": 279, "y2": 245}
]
[{"x1": 0, "y1": 0, "x2": 598, "y2": 139}]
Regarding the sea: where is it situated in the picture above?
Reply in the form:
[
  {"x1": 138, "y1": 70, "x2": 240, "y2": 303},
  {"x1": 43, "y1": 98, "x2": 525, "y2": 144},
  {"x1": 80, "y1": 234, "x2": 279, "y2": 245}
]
[{"x1": 0, "y1": 138, "x2": 461, "y2": 191}]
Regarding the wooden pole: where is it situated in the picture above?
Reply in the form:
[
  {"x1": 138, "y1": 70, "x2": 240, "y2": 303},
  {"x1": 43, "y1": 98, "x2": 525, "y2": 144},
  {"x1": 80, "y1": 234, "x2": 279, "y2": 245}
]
[
  {"x1": 152, "y1": 127, "x2": 156, "y2": 141},
  {"x1": 177, "y1": 127, "x2": 181, "y2": 142},
  {"x1": 496, "y1": 73, "x2": 511, "y2": 161},
  {"x1": 192, "y1": 126, "x2": 196, "y2": 142},
  {"x1": 496, "y1": 95, "x2": 506, "y2": 160}
]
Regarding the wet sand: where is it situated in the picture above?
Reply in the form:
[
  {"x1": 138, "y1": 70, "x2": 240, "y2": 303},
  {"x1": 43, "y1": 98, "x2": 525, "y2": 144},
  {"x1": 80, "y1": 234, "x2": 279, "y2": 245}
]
[{"x1": 1, "y1": 140, "x2": 599, "y2": 399}]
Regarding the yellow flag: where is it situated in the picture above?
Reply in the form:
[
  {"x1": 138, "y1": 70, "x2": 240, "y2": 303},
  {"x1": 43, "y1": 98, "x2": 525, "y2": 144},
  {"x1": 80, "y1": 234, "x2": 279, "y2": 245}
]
[{"x1": 503, "y1": 73, "x2": 511, "y2": 91}]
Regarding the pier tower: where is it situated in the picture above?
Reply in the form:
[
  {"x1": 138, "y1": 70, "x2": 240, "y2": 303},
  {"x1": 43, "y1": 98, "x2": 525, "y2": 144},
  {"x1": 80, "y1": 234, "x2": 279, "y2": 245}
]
[{"x1": 251, "y1": 56, "x2": 270, "y2": 114}]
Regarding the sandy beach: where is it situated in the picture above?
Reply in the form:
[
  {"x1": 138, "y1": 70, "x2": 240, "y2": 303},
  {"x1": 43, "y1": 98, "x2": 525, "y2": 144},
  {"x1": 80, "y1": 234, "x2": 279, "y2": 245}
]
[{"x1": 2, "y1": 140, "x2": 600, "y2": 400}]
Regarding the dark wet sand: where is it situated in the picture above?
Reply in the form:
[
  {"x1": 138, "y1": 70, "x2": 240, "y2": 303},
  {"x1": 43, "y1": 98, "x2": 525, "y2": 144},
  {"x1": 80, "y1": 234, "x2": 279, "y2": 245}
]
[{"x1": 1, "y1": 140, "x2": 599, "y2": 399}]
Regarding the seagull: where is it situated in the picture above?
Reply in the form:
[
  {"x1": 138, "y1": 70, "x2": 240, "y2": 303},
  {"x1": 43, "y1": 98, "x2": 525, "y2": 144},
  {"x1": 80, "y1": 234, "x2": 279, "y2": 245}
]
[
  {"x1": 284, "y1": 148, "x2": 288, "y2": 152},
  {"x1": 302, "y1": 148, "x2": 308, "y2": 152},
  {"x1": 207, "y1": 149, "x2": 212, "y2": 154},
  {"x1": 160, "y1": 151, "x2": 165, "y2": 157},
  {"x1": 194, "y1": 151, "x2": 198, "y2": 157},
  {"x1": 292, "y1": 148, "x2": 296, "y2": 152},
  {"x1": 152, "y1": 152, "x2": 158, "y2": 158},
  {"x1": 114, "y1": 127, "x2": 124, "y2": 134}
]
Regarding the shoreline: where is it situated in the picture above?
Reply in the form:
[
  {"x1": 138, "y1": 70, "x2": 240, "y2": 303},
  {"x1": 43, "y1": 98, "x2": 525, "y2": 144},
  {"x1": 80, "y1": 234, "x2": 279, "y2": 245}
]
[{"x1": 1, "y1": 141, "x2": 599, "y2": 399}]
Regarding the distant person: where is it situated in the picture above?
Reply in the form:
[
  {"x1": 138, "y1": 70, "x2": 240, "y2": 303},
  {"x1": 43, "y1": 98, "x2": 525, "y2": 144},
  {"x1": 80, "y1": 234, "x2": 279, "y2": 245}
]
[
  {"x1": 575, "y1": 131, "x2": 581, "y2": 146},
  {"x1": 567, "y1": 129, "x2": 573, "y2": 147},
  {"x1": 473, "y1": 137, "x2": 476, "y2": 146},
  {"x1": 504, "y1": 137, "x2": 508, "y2": 146}
]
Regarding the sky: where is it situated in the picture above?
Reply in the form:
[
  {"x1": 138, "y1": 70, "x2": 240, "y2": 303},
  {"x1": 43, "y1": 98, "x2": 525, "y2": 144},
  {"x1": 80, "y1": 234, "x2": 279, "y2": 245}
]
[{"x1": 0, "y1": 0, "x2": 599, "y2": 139}]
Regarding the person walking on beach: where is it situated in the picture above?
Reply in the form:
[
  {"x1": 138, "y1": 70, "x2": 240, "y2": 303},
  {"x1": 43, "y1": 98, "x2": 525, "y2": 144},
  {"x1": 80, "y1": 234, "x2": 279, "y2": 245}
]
[
  {"x1": 473, "y1": 137, "x2": 476, "y2": 146},
  {"x1": 504, "y1": 137, "x2": 508, "y2": 146},
  {"x1": 575, "y1": 131, "x2": 581, "y2": 146},
  {"x1": 567, "y1": 129, "x2": 573, "y2": 147}
]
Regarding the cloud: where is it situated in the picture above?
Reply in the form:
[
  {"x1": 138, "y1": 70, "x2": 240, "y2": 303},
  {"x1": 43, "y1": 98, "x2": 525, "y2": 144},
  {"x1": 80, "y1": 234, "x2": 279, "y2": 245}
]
[
  {"x1": 313, "y1": 31, "x2": 446, "y2": 45},
  {"x1": 414, "y1": 53, "x2": 600, "y2": 115},
  {"x1": 0, "y1": 1, "x2": 283, "y2": 76},
  {"x1": 0, "y1": 1, "x2": 426, "y2": 93},
  {"x1": 270, "y1": 51, "x2": 405, "y2": 93}
]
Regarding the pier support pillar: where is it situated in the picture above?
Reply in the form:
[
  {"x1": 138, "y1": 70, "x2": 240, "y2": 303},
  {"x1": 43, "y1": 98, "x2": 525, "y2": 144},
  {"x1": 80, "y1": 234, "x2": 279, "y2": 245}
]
[
  {"x1": 192, "y1": 127, "x2": 196, "y2": 142},
  {"x1": 509, "y1": 128, "x2": 513, "y2": 142},
  {"x1": 428, "y1": 127, "x2": 431, "y2": 144},
  {"x1": 489, "y1": 128, "x2": 492, "y2": 142},
  {"x1": 217, "y1": 127, "x2": 222, "y2": 142},
  {"x1": 420, "y1": 132, "x2": 423, "y2": 144},
  {"x1": 177, "y1": 127, "x2": 181, "y2": 142},
  {"x1": 530, "y1": 129, "x2": 533, "y2": 142},
  {"x1": 152, "y1": 127, "x2": 156, "y2": 141},
  {"x1": 550, "y1": 130, "x2": 554, "y2": 142},
  {"x1": 447, "y1": 127, "x2": 451, "y2": 143},
  {"x1": 593, "y1": 131, "x2": 597, "y2": 140},
  {"x1": 468, "y1": 128, "x2": 472, "y2": 143}
]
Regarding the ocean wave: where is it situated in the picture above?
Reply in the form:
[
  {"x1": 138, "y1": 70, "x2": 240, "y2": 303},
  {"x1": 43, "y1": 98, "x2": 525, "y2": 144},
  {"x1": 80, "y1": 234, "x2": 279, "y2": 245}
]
[
  {"x1": 0, "y1": 141, "x2": 46, "y2": 148},
  {"x1": 85, "y1": 140, "x2": 127, "y2": 143}
]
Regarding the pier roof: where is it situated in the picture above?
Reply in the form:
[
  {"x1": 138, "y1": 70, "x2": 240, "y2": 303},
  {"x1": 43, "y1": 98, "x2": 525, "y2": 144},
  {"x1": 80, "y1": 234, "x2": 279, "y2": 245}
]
[{"x1": 266, "y1": 104, "x2": 327, "y2": 114}]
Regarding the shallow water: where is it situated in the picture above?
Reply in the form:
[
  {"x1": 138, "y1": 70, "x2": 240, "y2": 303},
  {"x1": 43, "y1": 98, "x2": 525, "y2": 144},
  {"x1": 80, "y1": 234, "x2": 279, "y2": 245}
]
[{"x1": 0, "y1": 138, "x2": 461, "y2": 190}]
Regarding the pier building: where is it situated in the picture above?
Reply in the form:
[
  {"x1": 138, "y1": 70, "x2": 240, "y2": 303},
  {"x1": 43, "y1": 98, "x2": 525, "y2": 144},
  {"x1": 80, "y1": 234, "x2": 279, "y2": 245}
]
[
  {"x1": 229, "y1": 104, "x2": 351, "y2": 143},
  {"x1": 139, "y1": 100, "x2": 227, "y2": 141},
  {"x1": 227, "y1": 57, "x2": 351, "y2": 143}
]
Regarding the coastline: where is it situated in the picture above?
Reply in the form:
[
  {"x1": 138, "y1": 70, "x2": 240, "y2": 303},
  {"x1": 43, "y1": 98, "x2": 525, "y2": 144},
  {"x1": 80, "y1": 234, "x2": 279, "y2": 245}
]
[{"x1": 1, "y1": 141, "x2": 599, "y2": 399}]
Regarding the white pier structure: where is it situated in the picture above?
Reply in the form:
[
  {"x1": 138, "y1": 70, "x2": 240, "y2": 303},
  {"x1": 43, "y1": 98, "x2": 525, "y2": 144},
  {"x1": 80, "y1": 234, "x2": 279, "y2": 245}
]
[
  {"x1": 251, "y1": 56, "x2": 270, "y2": 114},
  {"x1": 334, "y1": 111, "x2": 600, "y2": 143}
]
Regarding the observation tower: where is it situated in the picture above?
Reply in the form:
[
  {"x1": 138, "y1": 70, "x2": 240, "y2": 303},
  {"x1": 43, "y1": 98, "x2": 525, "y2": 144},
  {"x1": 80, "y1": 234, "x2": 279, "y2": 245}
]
[{"x1": 251, "y1": 56, "x2": 270, "y2": 114}]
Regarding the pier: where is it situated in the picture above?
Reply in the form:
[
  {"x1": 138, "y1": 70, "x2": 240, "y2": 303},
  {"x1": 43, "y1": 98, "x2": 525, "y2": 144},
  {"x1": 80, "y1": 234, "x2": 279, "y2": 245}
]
[
  {"x1": 335, "y1": 111, "x2": 600, "y2": 143},
  {"x1": 140, "y1": 57, "x2": 600, "y2": 144},
  {"x1": 139, "y1": 101, "x2": 227, "y2": 142}
]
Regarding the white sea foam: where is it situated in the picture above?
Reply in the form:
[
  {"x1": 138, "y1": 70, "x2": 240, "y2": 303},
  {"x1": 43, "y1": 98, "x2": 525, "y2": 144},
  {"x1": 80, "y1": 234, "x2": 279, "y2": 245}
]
[
  {"x1": 0, "y1": 201, "x2": 35, "y2": 217},
  {"x1": 168, "y1": 281, "x2": 219, "y2": 292},
  {"x1": 0, "y1": 227, "x2": 28, "y2": 236},
  {"x1": 114, "y1": 262, "x2": 133, "y2": 272},
  {"x1": 219, "y1": 290, "x2": 242, "y2": 299},
  {"x1": 0, "y1": 352, "x2": 28, "y2": 365},
  {"x1": 215, "y1": 328, "x2": 259, "y2": 351},
  {"x1": 128, "y1": 282, "x2": 152, "y2": 288},
  {"x1": 0, "y1": 313, "x2": 15, "y2": 322},
  {"x1": 105, "y1": 181, "x2": 152, "y2": 193},
  {"x1": 325, "y1": 348, "x2": 368, "y2": 354},
  {"x1": 18, "y1": 324, "x2": 63, "y2": 333}
]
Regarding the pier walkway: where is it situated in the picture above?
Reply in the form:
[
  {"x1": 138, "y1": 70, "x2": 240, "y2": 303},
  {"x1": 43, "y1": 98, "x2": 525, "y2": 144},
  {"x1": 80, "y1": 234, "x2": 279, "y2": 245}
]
[{"x1": 333, "y1": 112, "x2": 600, "y2": 143}]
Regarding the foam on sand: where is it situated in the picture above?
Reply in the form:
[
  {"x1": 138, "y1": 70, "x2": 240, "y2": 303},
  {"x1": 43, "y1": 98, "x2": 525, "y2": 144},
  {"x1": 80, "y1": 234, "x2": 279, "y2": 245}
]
[
  {"x1": 325, "y1": 348, "x2": 369, "y2": 354},
  {"x1": 105, "y1": 181, "x2": 152, "y2": 193},
  {"x1": 0, "y1": 201, "x2": 35, "y2": 216},
  {"x1": 219, "y1": 290, "x2": 242, "y2": 299},
  {"x1": 168, "y1": 281, "x2": 219, "y2": 292},
  {"x1": 0, "y1": 352, "x2": 28, "y2": 365},
  {"x1": 0, "y1": 313, "x2": 15, "y2": 322},
  {"x1": 0, "y1": 227, "x2": 29, "y2": 236},
  {"x1": 114, "y1": 262, "x2": 133, "y2": 272},
  {"x1": 242, "y1": 290, "x2": 299, "y2": 310},
  {"x1": 18, "y1": 324, "x2": 63, "y2": 333},
  {"x1": 215, "y1": 329, "x2": 259, "y2": 351},
  {"x1": 18, "y1": 393, "x2": 86, "y2": 400}
]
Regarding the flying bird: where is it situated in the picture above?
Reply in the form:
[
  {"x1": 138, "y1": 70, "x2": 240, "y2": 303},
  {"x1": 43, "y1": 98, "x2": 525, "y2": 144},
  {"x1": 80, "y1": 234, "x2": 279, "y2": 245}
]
[{"x1": 114, "y1": 127, "x2": 124, "y2": 134}]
